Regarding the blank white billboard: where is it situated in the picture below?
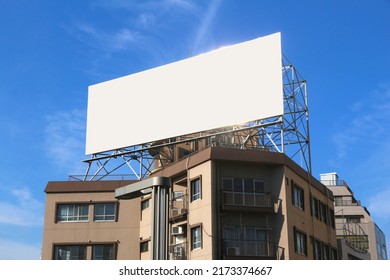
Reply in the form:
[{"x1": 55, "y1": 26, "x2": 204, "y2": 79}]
[{"x1": 86, "y1": 32, "x2": 283, "y2": 155}]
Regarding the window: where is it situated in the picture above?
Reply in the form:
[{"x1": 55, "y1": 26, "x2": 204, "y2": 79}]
[
  {"x1": 329, "y1": 209, "x2": 335, "y2": 228},
  {"x1": 331, "y1": 248, "x2": 338, "y2": 260},
  {"x1": 191, "y1": 225, "x2": 202, "y2": 250},
  {"x1": 190, "y1": 177, "x2": 201, "y2": 202},
  {"x1": 294, "y1": 228, "x2": 307, "y2": 256},
  {"x1": 141, "y1": 199, "x2": 150, "y2": 210},
  {"x1": 254, "y1": 180, "x2": 265, "y2": 193},
  {"x1": 319, "y1": 202, "x2": 328, "y2": 224},
  {"x1": 334, "y1": 196, "x2": 343, "y2": 206},
  {"x1": 222, "y1": 177, "x2": 233, "y2": 190},
  {"x1": 313, "y1": 239, "x2": 322, "y2": 260},
  {"x1": 292, "y1": 183, "x2": 305, "y2": 210},
  {"x1": 311, "y1": 197, "x2": 319, "y2": 219},
  {"x1": 94, "y1": 203, "x2": 116, "y2": 221},
  {"x1": 92, "y1": 244, "x2": 114, "y2": 260},
  {"x1": 346, "y1": 216, "x2": 361, "y2": 223},
  {"x1": 140, "y1": 241, "x2": 149, "y2": 253},
  {"x1": 323, "y1": 244, "x2": 330, "y2": 260},
  {"x1": 54, "y1": 245, "x2": 87, "y2": 260},
  {"x1": 222, "y1": 177, "x2": 267, "y2": 207},
  {"x1": 57, "y1": 204, "x2": 89, "y2": 222}
]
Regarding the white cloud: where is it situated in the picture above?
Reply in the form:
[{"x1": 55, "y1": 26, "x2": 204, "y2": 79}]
[
  {"x1": 68, "y1": 22, "x2": 141, "y2": 54},
  {"x1": 44, "y1": 109, "x2": 86, "y2": 174},
  {"x1": 330, "y1": 84, "x2": 390, "y2": 167},
  {"x1": 96, "y1": 0, "x2": 198, "y2": 14},
  {"x1": 368, "y1": 188, "x2": 390, "y2": 223},
  {"x1": 192, "y1": 0, "x2": 222, "y2": 52},
  {"x1": 0, "y1": 239, "x2": 41, "y2": 260},
  {"x1": 0, "y1": 186, "x2": 43, "y2": 227}
]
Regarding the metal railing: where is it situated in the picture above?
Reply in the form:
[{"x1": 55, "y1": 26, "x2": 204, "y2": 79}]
[
  {"x1": 320, "y1": 179, "x2": 346, "y2": 186},
  {"x1": 68, "y1": 174, "x2": 137, "y2": 181},
  {"x1": 335, "y1": 200, "x2": 361, "y2": 206},
  {"x1": 170, "y1": 193, "x2": 188, "y2": 219},
  {"x1": 222, "y1": 191, "x2": 272, "y2": 208}
]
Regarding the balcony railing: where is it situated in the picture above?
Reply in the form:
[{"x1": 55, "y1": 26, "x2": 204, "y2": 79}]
[
  {"x1": 320, "y1": 179, "x2": 346, "y2": 186},
  {"x1": 335, "y1": 200, "x2": 361, "y2": 206},
  {"x1": 170, "y1": 193, "x2": 188, "y2": 220},
  {"x1": 222, "y1": 191, "x2": 272, "y2": 208},
  {"x1": 223, "y1": 240, "x2": 275, "y2": 258}
]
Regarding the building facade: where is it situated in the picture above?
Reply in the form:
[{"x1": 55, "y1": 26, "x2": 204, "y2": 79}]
[
  {"x1": 320, "y1": 172, "x2": 387, "y2": 260},
  {"x1": 42, "y1": 147, "x2": 338, "y2": 260}
]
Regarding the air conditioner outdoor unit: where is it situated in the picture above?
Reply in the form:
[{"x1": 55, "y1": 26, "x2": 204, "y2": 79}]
[
  {"x1": 172, "y1": 226, "x2": 183, "y2": 235},
  {"x1": 226, "y1": 247, "x2": 240, "y2": 256}
]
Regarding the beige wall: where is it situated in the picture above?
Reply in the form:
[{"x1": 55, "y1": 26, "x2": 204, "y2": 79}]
[
  {"x1": 139, "y1": 195, "x2": 151, "y2": 260},
  {"x1": 187, "y1": 161, "x2": 213, "y2": 260},
  {"x1": 42, "y1": 191, "x2": 140, "y2": 260},
  {"x1": 284, "y1": 166, "x2": 337, "y2": 259}
]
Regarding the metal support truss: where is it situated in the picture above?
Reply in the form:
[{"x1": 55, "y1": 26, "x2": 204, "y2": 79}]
[
  {"x1": 281, "y1": 55, "x2": 311, "y2": 174},
  {"x1": 79, "y1": 55, "x2": 311, "y2": 181}
]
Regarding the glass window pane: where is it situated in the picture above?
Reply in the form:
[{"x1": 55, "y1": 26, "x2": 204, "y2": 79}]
[
  {"x1": 222, "y1": 178, "x2": 233, "y2": 191},
  {"x1": 57, "y1": 204, "x2": 89, "y2": 222},
  {"x1": 191, "y1": 178, "x2": 201, "y2": 201},
  {"x1": 94, "y1": 203, "x2": 116, "y2": 221},
  {"x1": 245, "y1": 228, "x2": 255, "y2": 240},
  {"x1": 94, "y1": 204, "x2": 105, "y2": 216},
  {"x1": 192, "y1": 226, "x2": 201, "y2": 250},
  {"x1": 234, "y1": 178, "x2": 243, "y2": 192},
  {"x1": 244, "y1": 179, "x2": 253, "y2": 192},
  {"x1": 54, "y1": 245, "x2": 86, "y2": 260},
  {"x1": 92, "y1": 244, "x2": 113, "y2": 260},
  {"x1": 254, "y1": 180, "x2": 265, "y2": 193},
  {"x1": 141, "y1": 200, "x2": 149, "y2": 210}
]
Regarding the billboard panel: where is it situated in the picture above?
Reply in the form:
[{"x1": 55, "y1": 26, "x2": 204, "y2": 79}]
[{"x1": 86, "y1": 32, "x2": 283, "y2": 155}]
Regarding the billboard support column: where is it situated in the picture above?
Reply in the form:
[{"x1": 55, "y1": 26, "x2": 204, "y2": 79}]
[{"x1": 115, "y1": 177, "x2": 172, "y2": 260}]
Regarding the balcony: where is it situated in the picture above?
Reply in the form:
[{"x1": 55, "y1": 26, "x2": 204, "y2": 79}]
[
  {"x1": 335, "y1": 200, "x2": 361, "y2": 207},
  {"x1": 170, "y1": 193, "x2": 188, "y2": 221},
  {"x1": 222, "y1": 191, "x2": 273, "y2": 212},
  {"x1": 321, "y1": 179, "x2": 346, "y2": 186}
]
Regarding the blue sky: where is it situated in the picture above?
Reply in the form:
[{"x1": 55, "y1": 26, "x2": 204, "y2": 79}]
[{"x1": 0, "y1": 0, "x2": 389, "y2": 260}]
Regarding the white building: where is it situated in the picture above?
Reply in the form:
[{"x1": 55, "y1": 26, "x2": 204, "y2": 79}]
[{"x1": 321, "y1": 172, "x2": 387, "y2": 260}]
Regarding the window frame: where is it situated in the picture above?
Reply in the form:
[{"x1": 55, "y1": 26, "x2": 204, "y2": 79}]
[
  {"x1": 93, "y1": 202, "x2": 117, "y2": 222},
  {"x1": 311, "y1": 196, "x2": 319, "y2": 219},
  {"x1": 319, "y1": 202, "x2": 328, "y2": 224},
  {"x1": 56, "y1": 203, "x2": 89, "y2": 223},
  {"x1": 190, "y1": 176, "x2": 202, "y2": 202},
  {"x1": 191, "y1": 224, "x2": 202, "y2": 250},
  {"x1": 141, "y1": 198, "x2": 150, "y2": 211},
  {"x1": 313, "y1": 238, "x2": 322, "y2": 260},
  {"x1": 292, "y1": 182, "x2": 305, "y2": 210},
  {"x1": 294, "y1": 227, "x2": 307, "y2": 256},
  {"x1": 92, "y1": 244, "x2": 115, "y2": 260},
  {"x1": 53, "y1": 244, "x2": 87, "y2": 260},
  {"x1": 140, "y1": 240, "x2": 150, "y2": 253}
]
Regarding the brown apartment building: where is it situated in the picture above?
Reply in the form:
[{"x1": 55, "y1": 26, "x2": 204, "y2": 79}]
[{"x1": 41, "y1": 146, "x2": 337, "y2": 260}]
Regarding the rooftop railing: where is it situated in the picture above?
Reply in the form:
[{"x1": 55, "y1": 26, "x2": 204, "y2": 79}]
[{"x1": 68, "y1": 174, "x2": 137, "y2": 181}]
